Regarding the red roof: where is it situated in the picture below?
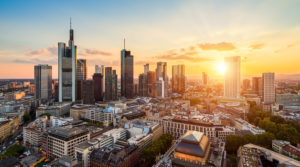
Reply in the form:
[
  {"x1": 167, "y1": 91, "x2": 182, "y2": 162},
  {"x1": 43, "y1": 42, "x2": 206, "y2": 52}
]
[{"x1": 283, "y1": 145, "x2": 300, "y2": 156}]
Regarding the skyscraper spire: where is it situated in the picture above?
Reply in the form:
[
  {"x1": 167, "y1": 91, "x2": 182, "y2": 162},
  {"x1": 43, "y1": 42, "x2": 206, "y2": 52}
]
[
  {"x1": 70, "y1": 17, "x2": 72, "y2": 29},
  {"x1": 69, "y1": 18, "x2": 74, "y2": 46}
]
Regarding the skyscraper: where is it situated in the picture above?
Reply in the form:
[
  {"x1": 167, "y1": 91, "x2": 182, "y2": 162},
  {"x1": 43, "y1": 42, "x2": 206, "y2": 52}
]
[
  {"x1": 172, "y1": 64, "x2": 185, "y2": 93},
  {"x1": 34, "y1": 64, "x2": 52, "y2": 104},
  {"x1": 93, "y1": 73, "x2": 103, "y2": 101},
  {"x1": 58, "y1": 21, "x2": 77, "y2": 102},
  {"x1": 147, "y1": 71, "x2": 156, "y2": 97},
  {"x1": 156, "y1": 62, "x2": 168, "y2": 97},
  {"x1": 77, "y1": 59, "x2": 87, "y2": 80},
  {"x1": 224, "y1": 56, "x2": 240, "y2": 98},
  {"x1": 95, "y1": 65, "x2": 105, "y2": 93},
  {"x1": 81, "y1": 80, "x2": 94, "y2": 104},
  {"x1": 202, "y1": 72, "x2": 208, "y2": 85},
  {"x1": 144, "y1": 64, "x2": 149, "y2": 75},
  {"x1": 121, "y1": 40, "x2": 134, "y2": 99},
  {"x1": 262, "y1": 73, "x2": 275, "y2": 104},
  {"x1": 105, "y1": 67, "x2": 118, "y2": 101},
  {"x1": 112, "y1": 70, "x2": 118, "y2": 100},
  {"x1": 243, "y1": 79, "x2": 251, "y2": 90},
  {"x1": 252, "y1": 77, "x2": 263, "y2": 96},
  {"x1": 138, "y1": 73, "x2": 147, "y2": 96}
]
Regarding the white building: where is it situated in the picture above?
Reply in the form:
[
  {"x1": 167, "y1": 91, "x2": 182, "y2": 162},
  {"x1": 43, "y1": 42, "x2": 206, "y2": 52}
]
[
  {"x1": 224, "y1": 56, "x2": 240, "y2": 98},
  {"x1": 102, "y1": 128, "x2": 127, "y2": 143},
  {"x1": 262, "y1": 72, "x2": 275, "y2": 104}
]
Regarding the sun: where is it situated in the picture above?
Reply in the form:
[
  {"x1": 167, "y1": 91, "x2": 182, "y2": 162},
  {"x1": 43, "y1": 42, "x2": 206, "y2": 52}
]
[{"x1": 217, "y1": 63, "x2": 226, "y2": 74}]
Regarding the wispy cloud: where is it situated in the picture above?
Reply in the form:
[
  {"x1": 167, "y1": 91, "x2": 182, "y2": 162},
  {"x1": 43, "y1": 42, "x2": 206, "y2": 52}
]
[
  {"x1": 250, "y1": 43, "x2": 265, "y2": 50},
  {"x1": 198, "y1": 42, "x2": 236, "y2": 51},
  {"x1": 80, "y1": 48, "x2": 112, "y2": 56}
]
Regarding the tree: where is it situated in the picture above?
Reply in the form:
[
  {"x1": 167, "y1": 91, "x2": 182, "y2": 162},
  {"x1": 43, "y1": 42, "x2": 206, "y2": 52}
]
[
  {"x1": 0, "y1": 144, "x2": 25, "y2": 159},
  {"x1": 23, "y1": 114, "x2": 31, "y2": 123}
]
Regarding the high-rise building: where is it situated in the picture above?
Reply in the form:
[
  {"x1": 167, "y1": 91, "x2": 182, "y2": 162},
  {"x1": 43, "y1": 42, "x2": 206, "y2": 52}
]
[
  {"x1": 172, "y1": 64, "x2": 185, "y2": 94},
  {"x1": 243, "y1": 79, "x2": 251, "y2": 90},
  {"x1": 77, "y1": 59, "x2": 87, "y2": 80},
  {"x1": 202, "y1": 72, "x2": 208, "y2": 85},
  {"x1": 95, "y1": 65, "x2": 105, "y2": 93},
  {"x1": 144, "y1": 64, "x2": 149, "y2": 75},
  {"x1": 58, "y1": 21, "x2": 77, "y2": 102},
  {"x1": 138, "y1": 73, "x2": 147, "y2": 96},
  {"x1": 224, "y1": 56, "x2": 240, "y2": 98},
  {"x1": 121, "y1": 41, "x2": 134, "y2": 99},
  {"x1": 112, "y1": 70, "x2": 118, "y2": 100},
  {"x1": 81, "y1": 80, "x2": 94, "y2": 104},
  {"x1": 93, "y1": 73, "x2": 103, "y2": 101},
  {"x1": 105, "y1": 67, "x2": 118, "y2": 101},
  {"x1": 252, "y1": 77, "x2": 263, "y2": 96},
  {"x1": 147, "y1": 71, "x2": 156, "y2": 97},
  {"x1": 262, "y1": 73, "x2": 275, "y2": 104},
  {"x1": 34, "y1": 64, "x2": 52, "y2": 104},
  {"x1": 154, "y1": 77, "x2": 165, "y2": 98},
  {"x1": 156, "y1": 62, "x2": 168, "y2": 97}
]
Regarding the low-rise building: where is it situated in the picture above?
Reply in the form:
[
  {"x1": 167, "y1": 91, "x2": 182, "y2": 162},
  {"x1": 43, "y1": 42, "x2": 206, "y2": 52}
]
[
  {"x1": 172, "y1": 131, "x2": 211, "y2": 166},
  {"x1": 36, "y1": 102, "x2": 71, "y2": 117}
]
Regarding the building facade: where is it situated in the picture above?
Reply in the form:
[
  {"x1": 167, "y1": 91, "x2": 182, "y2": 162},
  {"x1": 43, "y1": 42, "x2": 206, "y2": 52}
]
[
  {"x1": 224, "y1": 56, "x2": 240, "y2": 98},
  {"x1": 34, "y1": 64, "x2": 52, "y2": 104},
  {"x1": 121, "y1": 48, "x2": 134, "y2": 99},
  {"x1": 262, "y1": 72, "x2": 275, "y2": 104},
  {"x1": 93, "y1": 73, "x2": 103, "y2": 102},
  {"x1": 172, "y1": 64, "x2": 185, "y2": 94},
  {"x1": 58, "y1": 24, "x2": 77, "y2": 102}
]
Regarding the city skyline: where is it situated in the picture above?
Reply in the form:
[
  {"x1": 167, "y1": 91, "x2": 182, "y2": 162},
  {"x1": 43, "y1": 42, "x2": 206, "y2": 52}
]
[{"x1": 1, "y1": 0, "x2": 300, "y2": 79}]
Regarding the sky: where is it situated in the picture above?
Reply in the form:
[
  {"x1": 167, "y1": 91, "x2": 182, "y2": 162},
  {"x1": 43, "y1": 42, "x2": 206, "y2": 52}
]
[{"x1": 0, "y1": 0, "x2": 300, "y2": 79}]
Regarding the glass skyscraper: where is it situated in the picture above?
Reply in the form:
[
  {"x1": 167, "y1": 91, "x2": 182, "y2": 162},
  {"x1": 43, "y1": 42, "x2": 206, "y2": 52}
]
[
  {"x1": 121, "y1": 47, "x2": 134, "y2": 98},
  {"x1": 58, "y1": 23, "x2": 77, "y2": 102},
  {"x1": 34, "y1": 64, "x2": 52, "y2": 104}
]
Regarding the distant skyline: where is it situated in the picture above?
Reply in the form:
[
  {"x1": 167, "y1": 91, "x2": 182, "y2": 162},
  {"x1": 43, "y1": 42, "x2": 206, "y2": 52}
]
[{"x1": 1, "y1": 0, "x2": 300, "y2": 79}]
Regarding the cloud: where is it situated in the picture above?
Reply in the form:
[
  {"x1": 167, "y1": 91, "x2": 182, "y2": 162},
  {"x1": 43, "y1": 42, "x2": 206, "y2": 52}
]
[
  {"x1": 198, "y1": 42, "x2": 236, "y2": 51},
  {"x1": 26, "y1": 46, "x2": 57, "y2": 58},
  {"x1": 154, "y1": 51, "x2": 211, "y2": 62},
  {"x1": 250, "y1": 43, "x2": 265, "y2": 50},
  {"x1": 80, "y1": 48, "x2": 112, "y2": 56},
  {"x1": 287, "y1": 43, "x2": 296, "y2": 48},
  {"x1": 13, "y1": 58, "x2": 57, "y2": 64}
]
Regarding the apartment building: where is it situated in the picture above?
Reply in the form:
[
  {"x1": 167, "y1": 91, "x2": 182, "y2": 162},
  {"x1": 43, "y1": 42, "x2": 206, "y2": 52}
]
[
  {"x1": 147, "y1": 117, "x2": 234, "y2": 142},
  {"x1": 46, "y1": 127, "x2": 90, "y2": 158}
]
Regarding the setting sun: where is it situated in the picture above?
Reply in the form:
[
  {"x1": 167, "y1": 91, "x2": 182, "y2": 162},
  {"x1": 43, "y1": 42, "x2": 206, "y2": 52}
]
[{"x1": 217, "y1": 63, "x2": 226, "y2": 74}]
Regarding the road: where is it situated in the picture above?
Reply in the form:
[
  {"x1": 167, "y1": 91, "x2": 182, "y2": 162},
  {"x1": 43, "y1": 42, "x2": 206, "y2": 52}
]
[{"x1": 154, "y1": 140, "x2": 179, "y2": 167}]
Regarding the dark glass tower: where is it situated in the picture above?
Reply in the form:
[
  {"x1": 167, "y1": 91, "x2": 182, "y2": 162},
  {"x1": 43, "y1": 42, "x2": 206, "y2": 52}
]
[{"x1": 121, "y1": 40, "x2": 134, "y2": 99}]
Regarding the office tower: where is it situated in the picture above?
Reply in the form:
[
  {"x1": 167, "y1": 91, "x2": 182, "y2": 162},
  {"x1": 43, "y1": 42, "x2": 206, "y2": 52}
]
[
  {"x1": 121, "y1": 41, "x2": 134, "y2": 99},
  {"x1": 95, "y1": 65, "x2": 101, "y2": 74},
  {"x1": 147, "y1": 71, "x2": 156, "y2": 97},
  {"x1": 77, "y1": 59, "x2": 87, "y2": 80},
  {"x1": 144, "y1": 64, "x2": 149, "y2": 75},
  {"x1": 154, "y1": 77, "x2": 165, "y2": 98},
  {"x1": 172, "y1": 64, "x2": 185, "y2": 94},
  {"x1": 202, "y1": 72, "x2": 208, "y2": 85},
  {"x1": 105, "y1": 67, "x2": 113, "y2": 101},
  {"x1": 112, "y1": 70, "x2": 118, "y2": 100},
  {"x1": 93, "y1": 73, "x2": 103, "y2": 101},
  {"x1": 224, "y1": 56, "x2": 240, "y2": 98},
  {"x1": 58, "y1": 21, "x2": 77, "y2": 102},
  {"x1": 81, "y1": 80, "x2": 94, "y2": 104},
  {"x1": 138, "y1": 73, "x2": 147, "y2": 96},
  {"x1": 252, "y1": 77, "x2": 263, "y2": 96},
  {"x1": 262, "y1": 73, "x2": 275, "y2": 104},
  {"x1": 156, "y1": 62, "x2": 168, "y2": 97},
  {"x1": 243, "y1": 79, "x2": 251, "y2": 90},
  {"x1": 105, "y1": 67, "x2": 118, "y2": 101},
  {"x1": 34, "y1": 64, "x2": 52, "y2": 104}
]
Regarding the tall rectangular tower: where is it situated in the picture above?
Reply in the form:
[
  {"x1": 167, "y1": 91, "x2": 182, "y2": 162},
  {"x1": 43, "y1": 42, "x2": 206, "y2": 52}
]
[
  {"x1": 58, "y1": 23, "x2": 77, "y2": 102},
  {"x1": 224, "y1": 56, "x2": 240, "y2": 98},
  {"x1": 262, "y1": 72, "x2": 275, "y2": 104},
  {"x1": 34, "y1": 64, "x2": 52, "y2": 104},
  {"x1": 172, "y1": 64, "x2": 185, "y2": 93},
  {"x1": 77, "y1": 59, "x2": 87, "y2": 80},
  {"x1": 156, "y1": 62, "x2": 168, "y2": 97},
  {"x1": 121, "y1": 44, "x2": 134, "y2": 99}
]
